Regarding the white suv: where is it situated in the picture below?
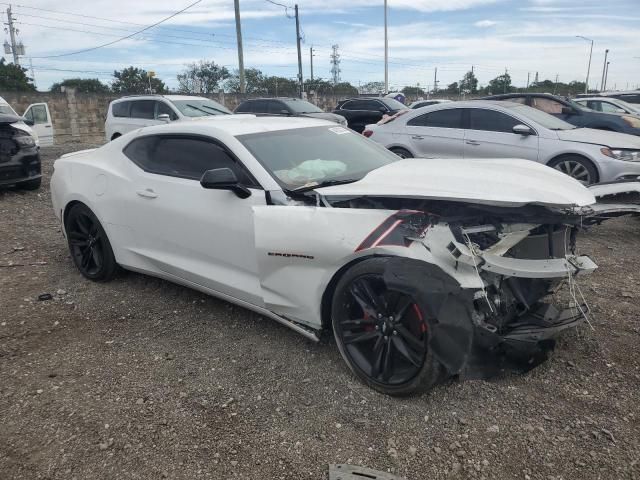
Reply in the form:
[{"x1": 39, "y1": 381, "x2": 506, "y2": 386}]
[{"x1": 104, "y1": 95, "x2": 232, "y2": 141}]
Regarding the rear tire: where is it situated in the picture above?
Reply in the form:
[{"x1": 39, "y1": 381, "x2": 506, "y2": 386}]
[
  {"x1": 18, "y1": 177, "x2": 41, "y2": 190},
  {"x1": 64, "y1": 203, "x2": 118, "y2": 282},
  {"x1": 548, "y1": 155, "x2": 598, "y2": 185},
  {"x1": 331, "y1": 258, "x2": 441, "y2": 396},
  {"x1": 389, "y1": 147, "x2": 413, "y2": 159}
]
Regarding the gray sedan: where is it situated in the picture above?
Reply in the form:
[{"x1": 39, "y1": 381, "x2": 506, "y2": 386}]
[{"x1": 363, "y1": 100, "x2": 640, "y2": 185}]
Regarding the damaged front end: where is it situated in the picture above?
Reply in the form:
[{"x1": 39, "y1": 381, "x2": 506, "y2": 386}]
[{"x1": 325, "y1": 196, "x2": 603, "y2": 376}]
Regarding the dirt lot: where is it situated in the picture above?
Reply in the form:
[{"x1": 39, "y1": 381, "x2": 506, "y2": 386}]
[{"x1": 1, "y1": 144, "x2": 639, "y2": 480}]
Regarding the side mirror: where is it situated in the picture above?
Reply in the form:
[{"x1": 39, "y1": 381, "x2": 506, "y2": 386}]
[
  {"x1": 379, "y1": 107, "x2": 388, "y2": 113},
  {"x1": 23, "y1": 118, "x2": 34, "y2": 127},
  {"x1": 200, "y1": 168, "x2": 251, "y2": 199},
  {"x1": 512, "y1": 124, "x2": 533, "y2": 136},
  {"x1": 157, "y1": 113, "x2": 171, "y2": 123},
  {"x1": 561, "y1": 106, "x2": 575, "y2": 115}
]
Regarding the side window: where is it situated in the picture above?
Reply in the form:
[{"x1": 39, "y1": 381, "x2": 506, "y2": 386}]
[
  {"x1": 584, "y1": 101, "x2": 600, "y2": 111},
  {"x1": 600, "y1": 102, "x2": 621, "y2": 113},
  {"x1": 504, "y1": 97, "x2": 527, "y2": 105},
  {"x1": 23, "y1": 108, "x2": 33, "y2": 122},
  {"x1": 250, "y1": 100, "x2": 268, "y2": 113},
  {"x1": 27, "y1": 105, "x2": 48, "y2": 124},
  {"x1": 130, "y1": 100, "x2": 155, "y2": 119},
  {"x1": 531, "y1": 97, "x2": 564, "y2": 114},
  {"x1": 343, "y1": 100, "x2": 373, "y2": 110},
  {"x1": 268, "y1": 101, "x2": 287, "y2": 114},
  {"x1": 235, "y1": 102, "x2": 252, "y2": 113},
  {"x1": 407, "y1": 109, "x2": 464, "y2": 128},
  {"x1": 156, "y1": 101, "x2": 177, "y2": 120},
  {"x1": 124, "y1": 136, "x2": 256, "y2": 185},
  {"x1": 112, "y1": 101, "x2": 130, "y2": 118},
  {"x1": 341, "y1": 100, "x2": 357, "y2": 110},
  {"x1": 468, "y1": 109, "x2": 521, "y2": 133},
  {"x1": 370, "y1": 101, "x2": 387, "y2": 111}
]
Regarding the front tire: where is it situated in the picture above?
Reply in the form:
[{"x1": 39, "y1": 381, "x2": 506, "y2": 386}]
[
  {"x1": 548, "y1": 155, "x2": 598, "y2": 185},
  {"x1": 331, "y1": 258, "x2": 441, "y2": 396},
  {"x1": 389, "y1": 147, "x2": 413, "y2": 159},
  {"x1": 64, "y1": 203, "x2": 118, "y2": 281}
]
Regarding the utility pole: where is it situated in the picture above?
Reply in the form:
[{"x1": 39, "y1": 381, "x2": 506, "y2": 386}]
[
  {"x1": 233, "y1": 0, "x2": 246, "y2": 94},
  {"x1": 576, "y1": 36, "x2": 593, "y2": 94},
  {"x1": 554, "y1": 74, "x2": 559, "y2": 94},
  {"x1": 603, "y1": 61, "x2": 610, "y2": 91},
  {"x1": 310, "y1": 46, "x2": 315, "y2": 81},
  {"x1": 600, "y1": 49, "x2": 609, "y2": 92},
  {"x1": 294, "y1": 4, "x2": 303, "y2": 98},
  {"x1": 5, "y1": 6, "x2": 19, "y2": 64},
  {"x1": 504, "y1": 67, "x2": 508, "y2": 94},
  {"x1": 526, "y1": 72, "x2": 530, "y2": 89},
  {"x1": 433, "y1": 67, "x2": 438, "y2": 95},
  {"x1": 29, "y1": 57, "x2": 36, "y2": 88},
  {"x1": 384, "y1": 0, "x2": 388, "y2": 94}
]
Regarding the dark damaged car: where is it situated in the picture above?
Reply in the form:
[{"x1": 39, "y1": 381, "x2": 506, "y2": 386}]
[
  {"x1": 0, "y1": 114, "x2": 41, "y2": 190},
  {"x1": 50, "y1": 116, "x2": 640, "y2": 395}
]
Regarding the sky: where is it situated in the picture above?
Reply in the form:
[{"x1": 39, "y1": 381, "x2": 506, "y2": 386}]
[{"x1": 2, "y1": 0, "x2": 639, "y2": 92}]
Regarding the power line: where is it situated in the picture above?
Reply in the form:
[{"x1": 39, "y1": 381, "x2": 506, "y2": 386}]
[{"x1": 29, "y1": 0, "x2": 203, "y2": 59}]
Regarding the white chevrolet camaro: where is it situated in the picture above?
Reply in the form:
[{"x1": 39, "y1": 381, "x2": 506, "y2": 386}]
[{"x1": 51, "y1": 116, "x2": 640, "y2": 395}]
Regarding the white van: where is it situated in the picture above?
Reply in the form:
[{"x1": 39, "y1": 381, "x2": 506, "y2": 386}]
[
  {"x1": 0, "y1": 96, "x2": 55, "y2": 146},
  {"x1": 104, "y1": 95, "x2": 232, "y2": 141}
]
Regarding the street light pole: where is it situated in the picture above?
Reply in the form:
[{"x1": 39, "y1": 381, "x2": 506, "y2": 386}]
[
  {"x1": 384, "y1": 0, "x2": 388, "y2": 95},
  {"x1": 603, "y1": 61, "x2": 610, "y2": 91},
  {"x1": 600, "y1": 49, "x2": 609, "y2": 92},
  {"x1": 576, "y1": 36, "x2": 593, "y2": 94}
]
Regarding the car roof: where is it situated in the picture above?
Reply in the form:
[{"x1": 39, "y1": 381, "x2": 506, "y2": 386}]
[
  {"x1": 111, "y1": 95, "x2": 212, "y2": 102},
  {"x1": 137, "y1": 114, "x2": 336, "y2": 137},
  {"x1": 241, "y1": 97, "x2": 302, "y2": 102}
]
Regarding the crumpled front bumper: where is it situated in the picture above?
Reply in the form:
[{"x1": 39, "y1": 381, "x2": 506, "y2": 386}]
[{"x1": 0, "y1": 147, "x2": 41, "y2": 186}]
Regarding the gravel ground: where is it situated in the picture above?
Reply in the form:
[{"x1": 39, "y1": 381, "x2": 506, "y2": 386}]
[{"x1": 1, "y1": 144, "x2": 639, "y2": 480}]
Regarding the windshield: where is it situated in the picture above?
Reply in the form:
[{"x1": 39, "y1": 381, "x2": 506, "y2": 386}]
[
  {"x1": 381, "y1": 98, "x2": 407, "y2": 110},
  {"x1": 283, "y1": 99, "x2": 324, "y2": 114},
  {"x1": 237, "y1": 126, "x2": 397, "y2": 190},
  {"x1": 0, "y1": 104, "x2": 18, "y2": 116},
  {"x1": 510, "y1": 104, "x2": 577, "y2": 130},
  {"x1": 171, "y1": 99, "x2": 232, "y2": 117}
]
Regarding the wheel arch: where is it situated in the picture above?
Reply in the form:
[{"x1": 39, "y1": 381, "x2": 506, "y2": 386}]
[
  {"x1": 546, "y1": 152, "x2": 600, "y2": 183},
  {"x1": 110, "y1": 132, "x2": 121, "y2": 141},
  {"x1": 386, "y1": 144, "x2": 416, "y2": 157}
]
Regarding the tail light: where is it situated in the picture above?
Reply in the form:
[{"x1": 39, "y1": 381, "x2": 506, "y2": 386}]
[{"x1": 362, "y1": 129, "x2": 373, "y2": 138}]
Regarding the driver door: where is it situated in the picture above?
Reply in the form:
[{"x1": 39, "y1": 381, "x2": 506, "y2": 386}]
[
  {"x1": 23, "y1": 103, "x2": 54, "y2": 146},
  {"x1": 122, "y1": 134, "x2": 266, "y2": 306}
]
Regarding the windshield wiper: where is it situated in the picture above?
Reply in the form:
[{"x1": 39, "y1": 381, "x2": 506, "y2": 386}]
[
  {"x1": 292, "y1": 178, "x2": 360, "y2": 193},
  {"x1": 199, "y1": 104, "x2": 230, "y2": 115},
  {"x1": 186, "y1": 104, "x2": 215, "y2": 116}
]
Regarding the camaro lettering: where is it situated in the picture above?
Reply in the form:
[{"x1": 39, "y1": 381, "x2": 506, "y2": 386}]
[{"x1": 267, "y1": 252, "x2": 315, "y2": 260}]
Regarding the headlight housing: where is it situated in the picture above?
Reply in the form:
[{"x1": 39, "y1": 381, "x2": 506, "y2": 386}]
[
  {"x1": 14, "y1": 134, "x2": 36, "y2": 148},
  {"x1": 622, "y1": 115, "x2": 640, "y2": 129},
  {"x1": 601, "y1": 147, "x2": 640, "y2": 162}
]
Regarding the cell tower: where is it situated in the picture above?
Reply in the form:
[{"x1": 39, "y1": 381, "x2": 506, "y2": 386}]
[{"x1": 330, "y1": 44, "x2": 341, "y2": 84}]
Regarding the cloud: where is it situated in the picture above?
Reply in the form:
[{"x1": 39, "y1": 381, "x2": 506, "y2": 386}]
[{"x1": 474, "y1": 20, "x2": 497, "y2": 27}]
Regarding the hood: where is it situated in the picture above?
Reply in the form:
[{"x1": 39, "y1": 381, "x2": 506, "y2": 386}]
[
  {"x1": 300, "y1": 112, "x2": 346, "y2": 124},
  {"x1": 556, "y1": 127, "x2": 640, "y2": 148},
  {"x1": 317, "y1": 158, "x2": 596, "y2": 208}
]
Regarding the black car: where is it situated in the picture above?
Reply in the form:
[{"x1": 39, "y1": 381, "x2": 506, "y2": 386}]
[
  {"x1": 482, "y1": 93, "x2": 640, "y2": 136},
  {"x1": 332, "y1": 97, "x2": 407, "y2": 133},
  {"x1": 234, "y1": 97, "x2": 347, "y2": 125},
  {"x1": 0, "y1": 114, "x2": 41, "y2": 190}
]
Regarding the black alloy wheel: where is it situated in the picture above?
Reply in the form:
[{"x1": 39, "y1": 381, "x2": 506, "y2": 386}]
[
  {"x1": 65, "y1": 203, "x2": 118, "y2": 281},
  {"x1": 332, "y1": 258, "x2": 441, "y2": 395}
]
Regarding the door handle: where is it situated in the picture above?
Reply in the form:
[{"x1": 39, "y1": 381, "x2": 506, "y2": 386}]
[
  {"x1": 136, "y1": 189, "x2": 158, "y2": 199},
  {"x1": 411, "y1": 135, "x2": 425, "y2": 140},
  {"x1": 466, "y1": 140, "x2": 481, "y2": 146},
  {"x1": 44, "y1": 125, "x2": 52, "y2": 128}
]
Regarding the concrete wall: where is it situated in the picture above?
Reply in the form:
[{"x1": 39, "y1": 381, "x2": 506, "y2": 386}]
[{"x1": 0, "y1": 90, "x2": 455, "y2": 145}]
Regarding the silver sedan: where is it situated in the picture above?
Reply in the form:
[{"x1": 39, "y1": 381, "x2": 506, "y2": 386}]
[{"x1": 364, "y1": 100, "x2": 640, "y2": 185}]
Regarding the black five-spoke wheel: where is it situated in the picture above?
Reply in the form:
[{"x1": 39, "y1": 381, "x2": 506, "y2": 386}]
[
  {"x1": 65, "y1": 203, "x2": 118, "y2": 281},
  {"x1": 332, "y1": 258, "x2": 441, "y2": 395}
]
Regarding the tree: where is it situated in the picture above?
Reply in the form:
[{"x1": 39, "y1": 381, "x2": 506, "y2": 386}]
[
  {"x1": 361, "y1": 81, "x2": 385, "y2": 94},
  {"x1": 401, "y1": 86, "x2": 425, "y2": 96},
  {"x1": 177, "y1": 61, "x2": 230, "y2": 94},
  {"x1": 226, "y1": 68, "x2": 267, "y2": 94},
  {"x1": 0, "y1": 58, "x2": 36, "y2": 91},
  {"x1": 50, "y1": 78, "x2": 110, "y2": 93},
  {"x1": 111, "y1": 67, "x2": 166, "y2": 94},
  {"x1": 484, "y1": 73, "x2": 513, "y2": 95},
  {"x1": 446, "y1": 82, "x2": 459, "y2": 94},
  {"x1": 459, "y1": 71, "x2": 478, "y2": 94},
  {"x1": 305, "y1": 78, "x2": 358, "y2": 95}
]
